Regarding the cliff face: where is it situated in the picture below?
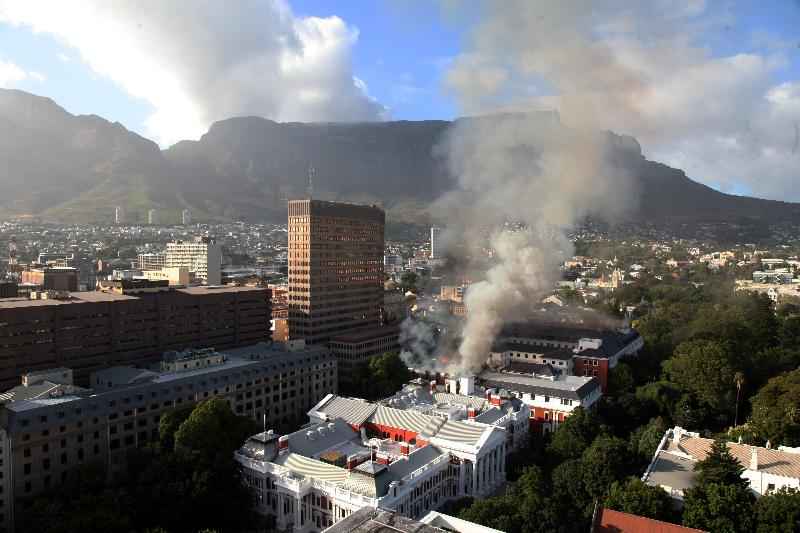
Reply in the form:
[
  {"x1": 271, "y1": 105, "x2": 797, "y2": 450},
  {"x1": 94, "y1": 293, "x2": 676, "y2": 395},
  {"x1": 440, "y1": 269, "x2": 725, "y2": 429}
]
[{"x1": 3, "y1": 88, "x2": 800, "y2": 228}]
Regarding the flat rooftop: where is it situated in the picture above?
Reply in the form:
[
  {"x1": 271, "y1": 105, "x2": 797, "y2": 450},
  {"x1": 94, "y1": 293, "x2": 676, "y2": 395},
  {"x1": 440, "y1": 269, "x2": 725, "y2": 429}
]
[
  {"x1": 479, "y1": 370, "x2": 598, "y2": 400},
  {"x1": 0, "y1": 285, "x2": 267, "y2": 309}
]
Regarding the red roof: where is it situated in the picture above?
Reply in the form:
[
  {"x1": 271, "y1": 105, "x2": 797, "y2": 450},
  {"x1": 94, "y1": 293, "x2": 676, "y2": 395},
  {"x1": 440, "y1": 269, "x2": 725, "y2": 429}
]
[{"x1": 595, "y1": 508, "x2": 706, "y2": 533}]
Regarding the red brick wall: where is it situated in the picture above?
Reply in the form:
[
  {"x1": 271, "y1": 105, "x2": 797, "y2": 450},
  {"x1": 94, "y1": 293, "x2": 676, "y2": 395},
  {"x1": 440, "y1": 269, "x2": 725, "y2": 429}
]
[{"x1": 573, "y1": 357, "x2": 609, "y2": 391}]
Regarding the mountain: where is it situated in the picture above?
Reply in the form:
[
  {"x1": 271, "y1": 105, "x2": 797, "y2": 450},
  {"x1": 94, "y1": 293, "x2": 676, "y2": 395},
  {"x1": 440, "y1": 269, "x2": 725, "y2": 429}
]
[{"x1": 2, "y1": 88, "x2": 800, "y2": 232}]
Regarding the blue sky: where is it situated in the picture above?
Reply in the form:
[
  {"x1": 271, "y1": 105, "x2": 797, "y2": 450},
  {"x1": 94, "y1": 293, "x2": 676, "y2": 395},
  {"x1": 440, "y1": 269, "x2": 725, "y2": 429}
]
[
  {"x1": 0, "y1": 0, "x2": 799, "y2": 200},
  {"x1": 1, "y1": 1, "x2": 797, "y2": 133}
]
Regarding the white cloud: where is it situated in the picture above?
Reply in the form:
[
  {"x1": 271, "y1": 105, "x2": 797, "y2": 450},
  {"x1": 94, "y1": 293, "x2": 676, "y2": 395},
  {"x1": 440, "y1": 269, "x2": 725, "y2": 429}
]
[
  {"x1": 56, "y1": 52, "x2": 70, "y2": 63},
  {"x1": 446, "y1": 0, "x2": 800, "y2": 202},
  {"x1": 0, "y1": 0, "x2": 386, "y2": 146},
  {"x1": 0, "y1": 57, "x2": 44, "y2": 87},
  {"x1": 0, "y1": 58, "x2": 25, "y2": 87}
]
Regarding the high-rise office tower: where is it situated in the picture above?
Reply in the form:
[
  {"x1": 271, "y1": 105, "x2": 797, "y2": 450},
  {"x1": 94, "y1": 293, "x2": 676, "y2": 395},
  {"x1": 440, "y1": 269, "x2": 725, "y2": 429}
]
[
  {"x1": 148, "y1": 209, "x2": 158, "y2": 225},
  {"x1": 115, "y1": 206, "x2": 125, "y2": 224},
  {"x1": 430, "y1": 225, "x2": 442, "y2": 259},
  {"x1": 182, "y1": 209, "x2": 192, "y2": 225},
  {"x1": 288, "y1": 199, "x2": 385, "y2": 344},
  {"x1": 166, "y1": 236, "x2": 221, "y2": 285}
]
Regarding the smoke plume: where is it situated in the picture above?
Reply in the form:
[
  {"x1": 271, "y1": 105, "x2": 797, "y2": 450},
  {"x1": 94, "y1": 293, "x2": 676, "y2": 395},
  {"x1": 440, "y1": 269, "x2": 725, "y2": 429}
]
[{"x1": 437, "y1": 1, "x2": 646, "y2": 373}]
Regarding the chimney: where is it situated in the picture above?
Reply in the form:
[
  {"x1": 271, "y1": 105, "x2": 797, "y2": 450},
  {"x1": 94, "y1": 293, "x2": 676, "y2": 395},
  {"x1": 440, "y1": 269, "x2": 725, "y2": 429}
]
[
  {"x1": 672, "y1": 427, "x2": 684, "y2": 447},
  {"x1": 400, "y1": 443, "x2": 410, "y2": 456},
  {"x1": 346, "y1": 454, "x2": 359, "y2": 470},
  {"x1": 467, "y1": 407, "x2": 477, "y2": 420},
  {"x1": 278, "y1": 435, "x2": 289, "y2": 454},
  {"x1": 430, "y1": 380, "x2": 437, "y2": 393},
  {"x1": 750, "y1": 447, "x2": 758, "y2": 471}
]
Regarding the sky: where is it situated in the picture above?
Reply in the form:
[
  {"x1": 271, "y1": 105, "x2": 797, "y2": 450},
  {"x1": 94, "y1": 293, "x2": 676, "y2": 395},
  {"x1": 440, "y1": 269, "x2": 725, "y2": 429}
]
[{"x1": 0, "y1": 0, "x2": 798, "y2": 201}]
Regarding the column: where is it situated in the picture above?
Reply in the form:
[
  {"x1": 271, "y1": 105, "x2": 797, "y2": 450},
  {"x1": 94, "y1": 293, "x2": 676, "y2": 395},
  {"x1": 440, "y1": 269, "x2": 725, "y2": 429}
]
[
  {"x1": 294, "y1": 496, "x2": 302, "y2": 531},
  {"x1": 472, "y1": 459, "x2": 478, "y2": 496}
]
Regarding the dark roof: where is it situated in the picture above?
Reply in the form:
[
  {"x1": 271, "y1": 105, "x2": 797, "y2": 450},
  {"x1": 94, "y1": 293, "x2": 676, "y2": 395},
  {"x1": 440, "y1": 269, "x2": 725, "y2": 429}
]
[
  {"x1": 505, "y1": 362, "x2": 562, "y2": 377},
  {"x1": 500, "y1": 323, "x2": 642, "y2": 360},
  {"x1": 479, "y1": 370, "x2": 600, "y2": 401}
]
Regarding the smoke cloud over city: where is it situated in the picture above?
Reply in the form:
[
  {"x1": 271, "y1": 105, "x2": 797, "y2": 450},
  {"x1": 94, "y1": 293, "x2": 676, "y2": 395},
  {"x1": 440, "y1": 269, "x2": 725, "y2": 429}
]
[{"x1": 434, "y1": 1, "x2": 647, "y2": 374}]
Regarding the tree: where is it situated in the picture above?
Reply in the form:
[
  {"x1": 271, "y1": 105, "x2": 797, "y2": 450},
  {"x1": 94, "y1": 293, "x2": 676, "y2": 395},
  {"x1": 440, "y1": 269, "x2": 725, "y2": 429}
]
[
  {"x1": 663, "y1": 339, "x2": 738, "y2": 412},
  {"x1": 683, "y1": 483, "x2": 756, "y2": 533},
  {"x1": 734, "y1": 371, "x2": 745, "y2": 426},
  {"x1": 604, "y1": 477, "x2": 674, "y2": 522},
  {"x1": 551, "y1": 459, "x2": 593, "y2": 525},
  {"x1": 629, "y1": 417, "x2": 668, "y2": 463},
  {"x1": 460, "y1": 495, "x2": 521, "y2": 533},
  {"x1": 754, "y1": 487, "x2": 800, "y2": 533},
  {"x1": 580, "y1": 435, "x2": 633, "y2": 500},
  {"x1": 749, "y1": 369, "x2": 800, "y2": 447},
  {"x1": 174, "y1": 398, "x2": 258, "y2": 460},
  {"x1": 693, "y1": 438, "x2": 748, "y2": 488},
  {"x1": 548, "y1": 407, "x2": 600, "y2": 460},
  {"x1": 158, "y1": 404, "x2": 194, "y2": 450}
]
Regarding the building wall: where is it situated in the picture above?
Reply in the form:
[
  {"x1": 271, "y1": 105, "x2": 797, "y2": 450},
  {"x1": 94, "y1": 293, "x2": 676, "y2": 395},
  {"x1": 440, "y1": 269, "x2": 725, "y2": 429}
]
[
  {"x1": 573, "y1": 358, "x2": 610, "y2": 391},
  {"x1": 288, "y1": 200, "x2": 384, "y2": 345},
  {"x1": 1, "y1": 347, "x2": 336, "y2": 532},
  {"x1": 0, "y1": 288, "x2": 271, "y2": 390}
]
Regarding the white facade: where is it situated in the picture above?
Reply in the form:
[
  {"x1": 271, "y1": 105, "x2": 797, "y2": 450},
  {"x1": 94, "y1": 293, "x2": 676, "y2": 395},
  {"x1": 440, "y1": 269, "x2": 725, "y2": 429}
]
[
  {"x1": 166, "y1": 237, "x2": 221, "y2": 285},
  {"x1": 182, "y1": 209, "x2": 192, "y2": 225},
  {"x1": 147, "y1": 209, "x2": 158, "y2": 225},
  {"x1": 114, "y1": 206, "x2": 125, "y2": 224},
  {"x1": 237, "y1": 385, "x2": 517, "y2": 533},
  {"x1": 643, "y1": 427, "x2": 800, "y2": 500}
]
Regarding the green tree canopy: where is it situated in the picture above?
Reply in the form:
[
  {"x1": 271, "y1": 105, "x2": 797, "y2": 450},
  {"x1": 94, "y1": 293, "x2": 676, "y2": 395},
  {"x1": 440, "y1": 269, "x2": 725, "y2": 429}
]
[
  {"x1": 174, "y1": 398, "x2": 258, "y2": 461},
  {"x1": 663, "y1": 339, "x2": 738, "y2": 412},
  {"x1": 754, "y1": 487, "x2": 800, "y2": 533},
  {"x1": 683, "y1": 482, "x2": 756, "y2": 533},
  {"x1": 548, "y1": 407, "x2": 600, "y2": 461},
  {"x1": 580, "y1": 434, "x2": 634, "y2": 500},
  {"x1": 749, "y1": 368, "x2": 800, "y2": 447},
  {"x1": 693, "y1": 438, "x2": 748, "y2": 488},
  {"x1": 603, "y1": 477, "x2": 674, "y2": 522}
]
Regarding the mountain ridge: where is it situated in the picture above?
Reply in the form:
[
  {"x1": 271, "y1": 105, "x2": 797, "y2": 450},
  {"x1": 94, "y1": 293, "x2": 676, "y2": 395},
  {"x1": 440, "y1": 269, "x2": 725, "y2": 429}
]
[{"x1": 1, "y1": 88, "x2": 799, "y2": 231}]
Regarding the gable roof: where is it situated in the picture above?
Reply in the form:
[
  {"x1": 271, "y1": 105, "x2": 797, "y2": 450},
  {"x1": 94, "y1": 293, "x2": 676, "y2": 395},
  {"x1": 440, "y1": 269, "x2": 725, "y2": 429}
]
[
  {"x1": 315, "y1": 395, "x2": 378, "y2": 426},
  {"x1": 593, "y1": 508, "x2": 705, "y2": 533}
]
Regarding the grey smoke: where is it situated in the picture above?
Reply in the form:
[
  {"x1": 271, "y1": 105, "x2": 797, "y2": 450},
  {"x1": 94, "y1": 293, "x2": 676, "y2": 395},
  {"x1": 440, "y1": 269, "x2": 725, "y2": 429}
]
[{"x1": 437, "y1": 1, "x2": 645, "y2": 373}]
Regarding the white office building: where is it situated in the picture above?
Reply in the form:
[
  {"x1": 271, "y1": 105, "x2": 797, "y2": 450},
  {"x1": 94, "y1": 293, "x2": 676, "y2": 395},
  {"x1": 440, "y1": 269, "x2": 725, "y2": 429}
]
[{"x1": 166, "y1": 236, "x2": 222, "y2": 285}]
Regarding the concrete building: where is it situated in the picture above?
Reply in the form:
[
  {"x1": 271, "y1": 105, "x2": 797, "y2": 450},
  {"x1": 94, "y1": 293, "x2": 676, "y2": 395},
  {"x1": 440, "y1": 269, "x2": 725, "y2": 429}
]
[
  {"x1": 166, "y1": 236, "x2": 222, "y2": 285},
  {"x1": 430, "y1": 226, "x2": 442, "y2": 259},
  {"x1": 478, "y1": 365, "x2": 602, "y2": 434},
  {"x1": 236, "y1": 377, "x2": 520, "y2": 532},
  {"x1": 139, "y1": 266, "x2": 191, "y2": 286},
  {"x1": 114, "y1": 206, "x2": 125, "y2": 224},
  {"x1": 20, "y1": 267, "x2": 79, "y2": 292},
  {"x1": 0, "y1": 285, "x2": 271, "y2": 390},
  {"x1": 328, "y1": 326, "x2": 401, "y2": 387},
  {"x1": 288, "y1": 200, "x2": 385, "y2": 345},
  {"x1": 494, "y1": 323, "x2": 643, "y2": 392},
  {"x1": 0, "y1": 341, "x2": 336, "y2": 532},
  {"x1": 147, "y1": 209, "x2": 158, "y2": 225},
  {"x1": 137, "y1": 252, "x2": 167, "y2": 271},
  {"x1": 0, "y1": 281, "x2": 17, "y2": 299},
  {"x1": 643, "y1": 426, "x2": 800, "y2": 502},
  {"x1": 182, "y1": 209, "x2": 192, "y2": 225}
]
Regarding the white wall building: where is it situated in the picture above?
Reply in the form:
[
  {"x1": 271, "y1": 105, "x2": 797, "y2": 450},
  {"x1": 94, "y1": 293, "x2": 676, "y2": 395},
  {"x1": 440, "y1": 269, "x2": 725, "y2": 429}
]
[
  {"x1": 166, "y1": 236, "x2": 222, "y2": 285},
  {"x1": 236, "y1": 379, "x2": 523, "y2": 532},
  {"x1": 643, "y1": 426, "x2": 800, "y2": 501}
]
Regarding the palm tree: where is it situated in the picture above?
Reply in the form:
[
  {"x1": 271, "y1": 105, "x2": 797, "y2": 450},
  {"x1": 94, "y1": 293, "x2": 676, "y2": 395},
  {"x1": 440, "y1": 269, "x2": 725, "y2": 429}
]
[{"x1": 734, "y1": 372, "x2": 745, "y2": 426}]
